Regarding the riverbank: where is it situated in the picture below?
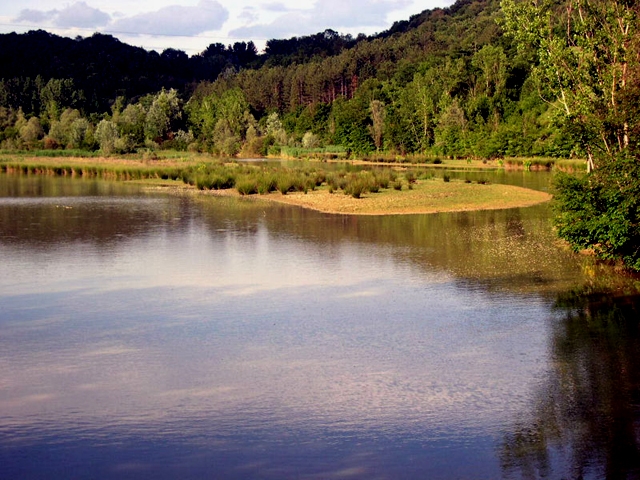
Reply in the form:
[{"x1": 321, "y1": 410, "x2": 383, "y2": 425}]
[
  {"x1": 176, "y1": 181, "x2": 552, "y2": 215},
  {"x1": 0, "y1": 154, "x2": 552, "y2": 215}
]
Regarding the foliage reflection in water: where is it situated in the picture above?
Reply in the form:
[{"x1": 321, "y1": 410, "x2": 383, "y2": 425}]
[
  {"x1": 0, "y1": 174, "x2": 639, "y2": 479},
  {"x1": 501, "y1": 292, "x2": 640, "y2": 479}
]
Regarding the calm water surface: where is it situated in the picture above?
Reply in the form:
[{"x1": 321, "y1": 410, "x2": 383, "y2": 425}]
[{"x1": 1, "y1": 173, "x2": 639, "y2": 479}]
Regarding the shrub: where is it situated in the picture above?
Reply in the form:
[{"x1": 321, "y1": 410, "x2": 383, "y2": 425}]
[
  {"x1": 342, "y1": 172, "x2": 380, "y2": 198},
  {"x1": 302, "y1": 131, "x2": 320, "y2": 149},
  {"x1": 276, "y1": 173, "x2": 294, "y2": 194},
  {"x1": 211, "y1": 173, "x2": 235, "y2": 189},
  {"x1": 376, "y1": 170, "x2": 393, "y2": 189},
  {"x1": 344, "y1": 178, "x2": 367, "y2": 198},
  {"x1": 405, "y1": 170, "x2": 416, "y2": 184},
  {"x1": 327, "y1": 173, "x2": 347, "y2": 191},
  {"x1": 268, "y1": 145, "x2": 282, "y2": 156},
  {"x1": 554, "y1": 166, "x2": 640, "y2": 271},
  {"x1": 257, "y1": 174, "x2": 277, "y2": 194},
  {"x1": 236, "y1": 176, "x2": 258, "y2": 195},
  {"x1": 43, "y1": 136, "x2": 59, "y2": 150}
]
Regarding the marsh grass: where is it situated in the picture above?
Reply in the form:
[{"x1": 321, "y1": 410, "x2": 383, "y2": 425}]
[
  {"x1": 235, "y1": 175, "x2": 259, "y2": 195},
  {"x1": 263, "y1": 178, "x2": 552, "y2": 215},
  {"x1": 279, "y1": 145, "x2": 347, "y2": 161},
  {"x1": 503, "y1": 156, "x2": 559, "y2": 170},
  {"x1": 0, "y1": 154, "x2": 551, "y2": 215},
  {"x1": 275, "y1": 173, "x2": 295, "y2": 194},
  {"x1": 326, "y1": 172, "x2": 347, "y2": 191},
  {"x1": 404, "y1": 171, "x2": 417, "y2": 189},
  {"x1": 358, "y1": 153, "x2": 446, "y2": 165},
  {"x1": 554, "y1": 159, "x2": 588, "y2": 173},
  {"x1": 257, "y1": 173, "x2": 277, "y2": 194},
  {"x1": 342, "y1": 171, "x2": 390, "y2": 198},
  {"x1": 1, "y1": 158, "x2": 191, "y2": 184},
  {"x1": 0, "y1": 149, "x2": 100, "y2": 158},
  {"x1": 343, "y1": 175, "x2": 368, "y2": 198},
  {"x1": 271, "y1": 169, "x2": 311, "y2": 194}
]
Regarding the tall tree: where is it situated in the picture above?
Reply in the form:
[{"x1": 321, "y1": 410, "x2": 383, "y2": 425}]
[
  {"x1": 503, "y1": 0, "x2": 640, "y2": 270},
  {"x1": 502, "y1": 0, "x2": 638, "y2": 171}
]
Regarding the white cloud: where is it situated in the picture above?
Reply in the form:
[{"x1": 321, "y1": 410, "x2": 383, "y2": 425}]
[
  {"x1": 231, "y1": 0, "x2": 411, "y2": 39},
  {"x1": 14, "y1": 2, "x2": 110, "y2": 28},
  {"x1": 54, "y1": 2, "x2": 111, "y2": 28},
  {"x1": 110, "y1": 0, "x2": 229, "y2": 36},
  {"x1": 238, "y1": 7, "x2": 258, "y2": 24},
  {"x1": 261, "y1": 2, "x2": 292, "y2": 12},
  {"x1": 14, "y1": 8, "x2": 56, "y2": 24},
  {"x1": 314, "y1": 0, "x2": 412, "y2": 28}
]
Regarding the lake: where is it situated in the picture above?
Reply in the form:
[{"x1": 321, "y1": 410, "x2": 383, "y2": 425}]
[{"x1": 1, "y1": 171, "x2": 639, "y2": 479}]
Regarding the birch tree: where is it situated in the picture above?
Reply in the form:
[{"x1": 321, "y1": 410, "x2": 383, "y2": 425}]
[
  {"x1": 503, "y1": 0, "x2": 640, "y2": 270},
  {"x1": 502, "y1": 0, "x2": 638, "y2": 171}
]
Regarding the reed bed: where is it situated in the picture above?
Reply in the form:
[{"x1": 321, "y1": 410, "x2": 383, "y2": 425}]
[
  {"x1": 0, "y1": 154, "x2": 553, "y2": 216},
  {"x1": 1, "y1": 156, "x2": 420, "y2": 200},
  {"x1": 1, "y1": 161, "x2": 186, "y2": 182}
]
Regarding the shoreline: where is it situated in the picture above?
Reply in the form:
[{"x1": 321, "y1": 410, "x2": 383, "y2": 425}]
[
  {"x1": 0, "y1": 154, "x2": 553, "y2": 216},
  {"x1": 146, "y1": 180, "x2": 552, "y2": 216}
]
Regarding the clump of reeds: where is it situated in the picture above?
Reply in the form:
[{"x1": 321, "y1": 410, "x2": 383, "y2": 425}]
[
  {"x1": 342, "y1": 171, "x2": 383, "y2": 198},
  {"x1": 256, "y1": 173, "x2": 277, "y2": 194},
  {"x1": 235, "y1": 175, "x2": 259, "y2": 195},
  {"x1": 405, "y1": 170, "x2": 417, "y2": 185},
  {"x1": 271, "y1": 169, "x2": 310, "y2": 195}
]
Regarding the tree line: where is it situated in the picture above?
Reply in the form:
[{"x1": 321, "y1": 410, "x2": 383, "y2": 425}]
[{"x1": 1, "y1": 0, "x2": 582, "y2": 160}]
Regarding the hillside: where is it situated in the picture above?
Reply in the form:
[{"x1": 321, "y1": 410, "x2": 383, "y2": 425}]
[{"x1": 0, "y1": 0, "x2": 575, "y2": 159}]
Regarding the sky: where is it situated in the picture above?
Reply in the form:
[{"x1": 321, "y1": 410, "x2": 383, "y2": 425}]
[{"x1": 0, "y1": 0, "x2": 456, "y2": 56}]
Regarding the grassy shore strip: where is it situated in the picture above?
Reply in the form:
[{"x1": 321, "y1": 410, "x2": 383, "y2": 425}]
[
  {"x1": 247, "y1": 182, "x2": 552, "y2": 215},
  {"x1": 1, "y1": 149, "x2": 587, "y2": 172},
  {"x1": 0, "y1": 155, "x2": 552, "y2": 216},
  {"x1": 148, "y1": 179, "x2": 552, "y2": 216}
]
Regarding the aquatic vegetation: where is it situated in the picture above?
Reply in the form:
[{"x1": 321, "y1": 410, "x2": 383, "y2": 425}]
[
  {"x1": 235, "y1": 175, "x2": 259, "y2": 196},
  {"x1": 0, "y1": 154, "x2": 551, "y2": 216}
]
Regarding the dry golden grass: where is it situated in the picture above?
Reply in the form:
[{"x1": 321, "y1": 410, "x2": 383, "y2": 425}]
[
  {"x1": 196, "y1": 179, "x2": 551, "y2": 216},
  {"x1": 2, "y1": 154, "x2": 552, "y2": 216},
  {"x1": 1, "y1": 155, "x2": 201, "y2": 168}
]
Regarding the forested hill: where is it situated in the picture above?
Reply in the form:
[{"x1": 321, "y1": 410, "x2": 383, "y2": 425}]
[
  {"x1": 0, "y1": 0, "x2": 498, "y2": 114},
  {"x1": 1, "y1": 0, "x2": 577, "y2": 159}
]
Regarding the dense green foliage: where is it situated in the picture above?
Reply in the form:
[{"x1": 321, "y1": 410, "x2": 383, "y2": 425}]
[
  {"x1": 553, "y1": 155, "x2": 640, "y2": 271},
  {"x1": 0, "y1": 0, "x2": 583, "y2": 160},
  {"x1": 502, "y1": 0, "x2": 640, "y2": 270}
]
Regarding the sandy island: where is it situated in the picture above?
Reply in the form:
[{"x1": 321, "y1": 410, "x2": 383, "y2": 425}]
[
  {"x1": 0, "y1": 155, "x2": 552, "y2": 216},
  {"x1": 154, "y1": 179, "x2": 552, "y2": 216}
]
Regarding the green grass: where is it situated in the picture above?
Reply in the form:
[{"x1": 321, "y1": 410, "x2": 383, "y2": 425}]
[
  {"x1": 278, "y1": 145, "x2": 348, "y2": 160},
  {"x1": 0, "y1": 153, "x2": 553, "y2": 216},
  {"x1": 0, "y1": 149, "x2": 101, "y2": 158}
]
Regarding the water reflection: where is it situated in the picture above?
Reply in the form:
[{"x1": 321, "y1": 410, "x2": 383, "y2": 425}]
[
  {"x1": 501, "y1": 293, "x2": 640, "y2": 479},
  {"x1": 1, "y1": 173, "x2": 639, "y2": 479}
]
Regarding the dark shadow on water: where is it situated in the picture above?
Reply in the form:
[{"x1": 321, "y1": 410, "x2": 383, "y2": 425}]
[{"x1": 500, "y1": 291, "x2": 640, "y2": 479}]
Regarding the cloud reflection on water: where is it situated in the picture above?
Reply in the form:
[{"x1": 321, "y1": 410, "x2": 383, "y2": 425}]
[{"x1": 1, "y1": 175, "x2": 629, "y2": 478}]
